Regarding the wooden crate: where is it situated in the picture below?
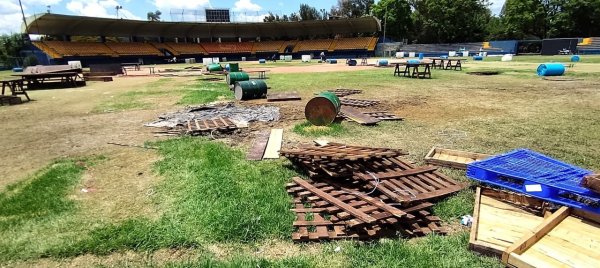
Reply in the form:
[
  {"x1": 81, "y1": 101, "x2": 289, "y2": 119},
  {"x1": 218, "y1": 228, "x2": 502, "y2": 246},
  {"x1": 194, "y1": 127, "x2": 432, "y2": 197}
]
[
  {"x1": 502, "y1": 207, "x2": 600, "y2": 268},
  {"x1": 469, "y1": 188, "x2": 546, "y2": 257},
  {"x1": 424, "y1": 147, "x2": 491, "y2": 170}
]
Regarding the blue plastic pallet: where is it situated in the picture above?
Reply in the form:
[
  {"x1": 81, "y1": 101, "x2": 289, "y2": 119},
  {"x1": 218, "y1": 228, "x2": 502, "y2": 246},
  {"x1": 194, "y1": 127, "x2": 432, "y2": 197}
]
[{"x1": 466, "y1": 148, "x2": 599, "y2": 213}]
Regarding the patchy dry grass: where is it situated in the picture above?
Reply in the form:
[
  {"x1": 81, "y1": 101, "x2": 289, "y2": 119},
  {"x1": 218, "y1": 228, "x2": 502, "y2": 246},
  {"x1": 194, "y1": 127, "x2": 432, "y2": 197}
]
[{"x1": 1, "y1": 55, "x2": 600, "y2": 267}]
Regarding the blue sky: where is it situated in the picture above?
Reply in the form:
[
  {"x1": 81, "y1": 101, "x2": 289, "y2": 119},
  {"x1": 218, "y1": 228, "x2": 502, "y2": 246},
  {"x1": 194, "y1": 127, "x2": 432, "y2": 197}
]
[{"x1": 0, "y1": 0, "x2": 506, "y2": 34}]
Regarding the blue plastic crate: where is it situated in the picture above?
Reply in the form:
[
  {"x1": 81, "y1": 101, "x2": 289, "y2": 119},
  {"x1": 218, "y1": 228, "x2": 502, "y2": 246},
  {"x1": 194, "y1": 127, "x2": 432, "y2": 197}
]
[{"x1": 467, "y1": 149, "x2": 599, "y2": 213}]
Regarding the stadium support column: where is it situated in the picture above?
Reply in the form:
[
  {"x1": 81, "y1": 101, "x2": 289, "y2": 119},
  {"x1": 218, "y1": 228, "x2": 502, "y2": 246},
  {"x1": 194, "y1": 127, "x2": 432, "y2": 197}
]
[{"x1": 100, "y1": 36, "x2": 106, "y2": 43}]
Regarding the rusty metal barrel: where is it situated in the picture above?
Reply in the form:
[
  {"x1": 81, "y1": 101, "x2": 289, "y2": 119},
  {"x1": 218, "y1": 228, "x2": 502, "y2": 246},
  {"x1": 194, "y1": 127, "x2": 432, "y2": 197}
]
[
  {"x1": 234, "y1": 80, "x2": 268, "y2": 100},
  {"x1": 305, "y1": 92, "x2": 341, "y2": 126},
  {"x1": 226, "y1": 71, "x2": 249, "y2": 86}
]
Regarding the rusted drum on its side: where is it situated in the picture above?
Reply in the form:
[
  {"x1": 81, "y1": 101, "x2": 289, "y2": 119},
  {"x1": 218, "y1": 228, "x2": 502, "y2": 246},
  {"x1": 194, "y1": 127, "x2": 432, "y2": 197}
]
[{"x1": 305, "y1": 92, "x2": 341, "y2": 126}]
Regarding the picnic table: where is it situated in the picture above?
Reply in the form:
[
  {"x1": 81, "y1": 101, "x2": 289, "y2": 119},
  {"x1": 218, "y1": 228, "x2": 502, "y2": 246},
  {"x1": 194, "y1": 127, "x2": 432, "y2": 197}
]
[
  {"x1": 1, "y1": 78, "x2": 30, "y2": 101},
  {"x1": 121, "y1": 62, "x2": 141, "y2": 71},
  {"x1": 427, "y1": 58, "x2": 465, "y2": 71},
  {"x1": 429, "y1": 57, "x2": 446, "y2": 69},
  {"x1": 13, "y1": 72, "x2": 83, "y2": 88},
  {"x1": 443, "y1": 58, "x2": 465, "y2": 71},
  {"x1": 246, "y1": 69, "x2": 269, "y2": 79},
  {"x1": 393, "y1": 62, "x2": 432, "y2": 79}
]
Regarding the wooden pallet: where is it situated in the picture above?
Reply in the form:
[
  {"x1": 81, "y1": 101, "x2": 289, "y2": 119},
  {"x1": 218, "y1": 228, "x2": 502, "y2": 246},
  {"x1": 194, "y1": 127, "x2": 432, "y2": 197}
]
[
  {"x1": 186, "y1": 117, "x2": 237, "y2": 134},
  {"x1": 354, "y1": 161, "x2": 467, "y2": 205},
  {"x1": 362, "y1": 111, "x2": 404, "y2": 121},
  {"x1": 502, "y1": 207, "x2": 600, "y2": 268},
  {"x1": 287, "y1": 177, "x2": 445, "y2": 242},
  {"x1": 340, "y1": 106, "x2": 381, "y2": 125},
  {"x1": 327, "y1": 88, "x2": 363, "y2": 97},
  {"x1": 267, "y1": 92, "x2": 301, "y2": 102},
  {"x1": 469, "y1": 188, "x2": 546, "y2": 257},
  {"x1": 281, "y1": 143, "x2": 407, "y2": 161},
  {"x1": 340, "y1": 98, "x2": 380, "y2": 107},
  {"x1": 424, "y1": 147, "x2": 491, "y2": 170}
]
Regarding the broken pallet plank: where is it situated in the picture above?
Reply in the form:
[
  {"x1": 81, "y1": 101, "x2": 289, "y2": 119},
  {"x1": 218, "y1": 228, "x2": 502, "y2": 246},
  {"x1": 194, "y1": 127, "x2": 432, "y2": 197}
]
[
  {"x1": 341, "y1": 106, "x2": 381, "y2": 125},
  {"x1": 263, "y1": 129, "x2": 283, "y2": 159},
  {"x1": 246, "y1": 130, "x2": 271, "y2": 160}
]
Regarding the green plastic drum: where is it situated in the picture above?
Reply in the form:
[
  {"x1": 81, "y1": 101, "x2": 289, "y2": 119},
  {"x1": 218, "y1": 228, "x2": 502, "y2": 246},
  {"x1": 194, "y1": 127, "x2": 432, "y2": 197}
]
[
  {"x1": 207, "y1": 63, "x2": 223, "y2": 72},
  {"x1": 229, "y1": 63, "x2": 240, "y2": 72},
  {"x1": 226, "y1": 72, "x2": 249, "y2": 86},
  {"x1": 305, "y1": 92, "x2": 341, "y2": 126},
  {"x1": 234, "y1": 80, "x2": 268, "y2": 100}
]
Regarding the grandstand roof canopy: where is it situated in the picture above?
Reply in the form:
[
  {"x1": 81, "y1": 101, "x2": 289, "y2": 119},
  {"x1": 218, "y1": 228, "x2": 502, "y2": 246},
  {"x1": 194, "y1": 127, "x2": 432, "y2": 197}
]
[{"x1": 25, "y1": 14, "x2": 380, "y2": 39}]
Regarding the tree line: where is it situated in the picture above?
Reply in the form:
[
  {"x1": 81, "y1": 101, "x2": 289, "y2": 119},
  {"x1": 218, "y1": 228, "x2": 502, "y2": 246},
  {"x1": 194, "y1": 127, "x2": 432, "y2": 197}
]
[{"x1": 265, "y1": 0, "x2": 600, "y2": 43}]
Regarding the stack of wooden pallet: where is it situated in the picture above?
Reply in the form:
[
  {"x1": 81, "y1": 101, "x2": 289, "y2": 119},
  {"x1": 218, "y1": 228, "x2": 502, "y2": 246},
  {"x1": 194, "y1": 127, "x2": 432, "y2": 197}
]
[{"x1": 281, "y1": 142, "x2": 468, "y2": 242}]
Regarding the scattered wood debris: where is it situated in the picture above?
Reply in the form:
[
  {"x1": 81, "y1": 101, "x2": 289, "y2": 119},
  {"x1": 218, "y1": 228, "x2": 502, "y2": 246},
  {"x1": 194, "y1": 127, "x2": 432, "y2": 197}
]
[
  {"x1": 327, "y1": 88, "x2": 363, "y2": 97},
  {"x1": 247, "y1": 131, "x2": 270, "y2": 161},
  {"x1": 340, "y1": 106, "x2": 381, "y2": 125},
  {"x1": 362, "y1": 111, "x2": 404, "y2": 121},
  {"x1": 282, "y1": 142, "x2": 466, "y2": 242},
  {"x1": 340, "y1": 98, "x2": 381, "y2": 107},
  {"x1": 186, "y1": 117, "x2": 237, "y2": 135},
  {"x1": 263, "y1": 129, "x2": 283, "y2": 159},
  {"x1": 424, "y1": 147, "x2": 491, "y2": 170}
]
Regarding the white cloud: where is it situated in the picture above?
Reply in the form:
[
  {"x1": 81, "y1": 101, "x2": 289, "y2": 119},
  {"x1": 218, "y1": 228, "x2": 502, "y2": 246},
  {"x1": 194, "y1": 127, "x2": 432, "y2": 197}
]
[
  {"x1": 232, "y1": 0, "x2": 261, "y2": 12},
  {"x1": 233, "y1": 13, "x2": 266, "y2": 23},
  {"x1": 0, "y1": 1, "x2": 37, "y2": 34},
  {"x1": 154, "y1": 0, "x2": 212, "y2": 10},
  {"x1": 0, "y1": 13, "x2": 25, "y2": 34},
  {"x1": 66, "y1": 0, "x2": 141, "y2": 20}
]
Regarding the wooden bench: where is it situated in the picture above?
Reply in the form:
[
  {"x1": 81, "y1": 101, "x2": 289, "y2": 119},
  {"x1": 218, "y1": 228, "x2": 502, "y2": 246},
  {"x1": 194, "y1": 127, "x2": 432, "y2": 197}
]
[{"x1": 1, "y1": 78, "x2": 30, "y2": 101}]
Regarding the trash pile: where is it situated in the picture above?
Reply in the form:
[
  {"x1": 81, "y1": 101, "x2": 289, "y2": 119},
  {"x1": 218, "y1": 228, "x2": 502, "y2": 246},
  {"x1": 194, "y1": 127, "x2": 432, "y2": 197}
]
[
  {"x1": 145, "y1": 102, "x2": 279, "y2": 135},
  {"x1": 281, "y1": 142, "x2": 467, "y2": 241}
]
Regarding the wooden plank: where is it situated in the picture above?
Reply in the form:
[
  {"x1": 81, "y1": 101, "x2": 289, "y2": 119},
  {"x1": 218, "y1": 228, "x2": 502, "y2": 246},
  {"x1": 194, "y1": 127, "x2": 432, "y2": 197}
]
[
  {"x1": 292, "y1": 177, "x2": 377, "y2": 224},
  {"x1": 263, "y1": 129, "x2": 283, "y2": 159},
  {"x1": 341, "y1": 106, "x2": 381, "y2": 125},
  {"x1": 423, "y1": 146, "x2": 491, "y2": 170},
  {"x1": 502, "y1": 206, "x2": 571, "y2": 264},
  {"x1": 267, "y1": 92, "x2": 301, "y2": 101},
  {"x1": 246, "y1": 130, "x2": 270, "y2": 160}
]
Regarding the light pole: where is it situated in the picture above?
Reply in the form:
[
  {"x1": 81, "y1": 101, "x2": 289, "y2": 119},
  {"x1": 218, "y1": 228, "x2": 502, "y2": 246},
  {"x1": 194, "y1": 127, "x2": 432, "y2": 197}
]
[
  {"x1": 18, "y1": 0, "x2": 27, "y2": 30},
  {"x1": 383, "y1": 8, "x2": 388, "y2": 44},
  {"x1": 115, "y1": 5, "x2": 123, "y2": 19}
]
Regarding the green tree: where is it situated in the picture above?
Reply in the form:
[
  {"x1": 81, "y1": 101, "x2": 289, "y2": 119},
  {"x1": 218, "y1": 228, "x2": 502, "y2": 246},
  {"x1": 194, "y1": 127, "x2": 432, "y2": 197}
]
[
  {"x1": 500, "y1": 0, "x2": 546, "y2": 39},
  {"x1": 147, "y1": 10, "x2": 162, "y2": 21},
  {"x1": 411, "y1": 0, "x2": 491, "y2": 43},
  {"x1": 371, "y1": 0, "x2": 413, "y2": 41},
  {"x1": 290, "y1": 12, "x2": 300, "y2": 21},
  {"x1": 299, "y1": 4, "x2": 322, "y2": 20},
  {"x1": 331, "y1": 0, "x2": 375, "y2": 17},
  {"x1": 0, "y1": 34, "x2": 25, "y2": 68},
  {"x1": 546, "y1": 0, "x2": 600, "y2": 37}
]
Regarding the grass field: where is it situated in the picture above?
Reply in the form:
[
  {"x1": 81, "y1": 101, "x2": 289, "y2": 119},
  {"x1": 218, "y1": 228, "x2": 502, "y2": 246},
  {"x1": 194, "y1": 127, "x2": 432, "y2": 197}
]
[{"x1": 0, "y1": 55, "x2": 599, "y2": 267}]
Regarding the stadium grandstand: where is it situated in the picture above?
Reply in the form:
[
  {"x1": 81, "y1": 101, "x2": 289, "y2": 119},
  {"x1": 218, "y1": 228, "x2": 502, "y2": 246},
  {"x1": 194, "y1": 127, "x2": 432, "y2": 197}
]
[{"x1": 23, "y1": 13, "x2": 380, "y2": 66}]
